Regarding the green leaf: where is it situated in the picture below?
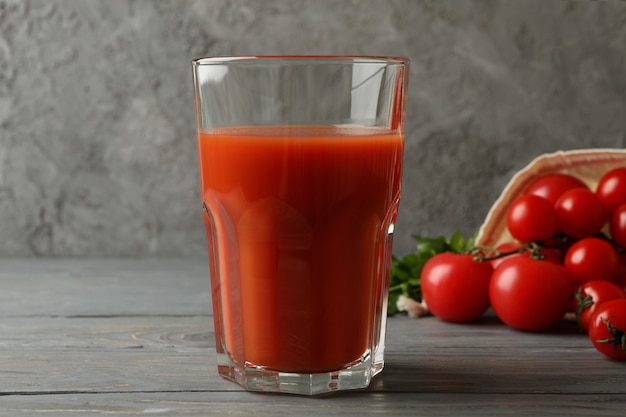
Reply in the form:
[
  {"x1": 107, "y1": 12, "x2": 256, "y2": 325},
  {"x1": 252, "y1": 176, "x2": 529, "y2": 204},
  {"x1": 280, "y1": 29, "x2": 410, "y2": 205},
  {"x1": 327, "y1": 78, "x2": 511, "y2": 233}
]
[{"x1": 449, "y1": 230, "x2": 466, "y2": 253}]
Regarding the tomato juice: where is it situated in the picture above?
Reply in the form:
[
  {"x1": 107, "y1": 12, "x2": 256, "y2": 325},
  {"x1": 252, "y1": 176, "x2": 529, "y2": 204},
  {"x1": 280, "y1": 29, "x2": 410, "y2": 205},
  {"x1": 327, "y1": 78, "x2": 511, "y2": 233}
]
[{"x1": 198, "y1": 126, "x2": 403, "y2": 372}]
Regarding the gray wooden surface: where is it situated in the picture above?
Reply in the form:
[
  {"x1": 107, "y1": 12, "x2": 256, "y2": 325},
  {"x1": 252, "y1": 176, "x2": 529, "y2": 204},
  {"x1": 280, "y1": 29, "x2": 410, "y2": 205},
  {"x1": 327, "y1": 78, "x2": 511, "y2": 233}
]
[{"x1": 0, "y1": 259, "x2": 624, "y2": 416}]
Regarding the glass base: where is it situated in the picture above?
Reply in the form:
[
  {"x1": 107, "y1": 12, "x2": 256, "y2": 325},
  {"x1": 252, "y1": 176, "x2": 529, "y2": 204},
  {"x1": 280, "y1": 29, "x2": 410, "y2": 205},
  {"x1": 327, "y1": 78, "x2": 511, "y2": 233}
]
[{"x1": 216, "y1": 351, "x2": 383, "y2": 395}]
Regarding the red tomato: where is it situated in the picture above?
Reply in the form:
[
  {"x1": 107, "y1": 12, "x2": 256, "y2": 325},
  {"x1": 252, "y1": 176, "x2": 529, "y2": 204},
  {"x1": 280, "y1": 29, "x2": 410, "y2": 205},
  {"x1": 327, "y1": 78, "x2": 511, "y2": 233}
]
[
  {"x1": 421, "y1": 253, "x2": 493, "y2": 323},
  {"x1": 525, "y1": 173, "x2": 587, "y2": 205},
  {"x1": 574, "y1": 280, "x2": 626, "y2": 332},
  {"x1": 489, "y1": 242, "x2": 562, "y2": 269},
  {"x1": 490, "y1": 257, "x2": 574, "y2": 332},
  {"x1": 564, "y1": 237, "x2": 619, "y2": 284},
  {"x1": 616, "y1": 252, "x2": 626, "y2": 291},
  {"x1": 596, "y1": 167, "x2": 626, "y2": 214},
  {"x1": 506, "y1": 195, "x2": 559, "y2": 243},
  {"x1": 588, "y1": 298, "x2": 626, "y2": 360},
  {"x1": 555, "y1": 188, "x2": 607, "y2": 239},
  {"x1": 609, "y1": 203, "x2": 626, "y2": 249}
]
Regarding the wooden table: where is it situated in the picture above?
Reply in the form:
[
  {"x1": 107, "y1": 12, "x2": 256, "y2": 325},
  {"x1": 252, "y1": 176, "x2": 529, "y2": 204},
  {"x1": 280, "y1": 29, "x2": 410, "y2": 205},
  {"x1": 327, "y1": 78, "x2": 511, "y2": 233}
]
[{"x1": 0, "y1": 259, "x2": 624, "y2": 416}]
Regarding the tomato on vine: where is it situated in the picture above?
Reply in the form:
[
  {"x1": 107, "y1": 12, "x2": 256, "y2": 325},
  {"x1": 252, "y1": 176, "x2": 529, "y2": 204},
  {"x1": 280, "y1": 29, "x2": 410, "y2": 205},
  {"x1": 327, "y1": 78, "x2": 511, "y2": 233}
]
[
  {"x1": 616, "y1": 253, "x2": 626, "y2": 291},
  {"x1": 596, "y1": 167, "x2": 626, "y2": 214},
  {"x1": 588, "y1": 298, "x2": 626, "y2": 360},
  {"x1": 564, "y1": 237, "x2": 620, "y2": 284},
  {"x1": 574, "y1": 280, "x2": 626, "y2": 332},
  {"x1": 555, "y1": 188, "x2": 607, "y2": 239},
  {"x1": 525, "y1": 173, "x2": 587, "y2": 205},
  {"x1": 421, "y1": 253, "x2": 492, "y2": 323},
  {"x1": 609, "y1": 203, "x2": 626, "y2": 249},
  {"x1": 489, "y1": 256, "x2": 574, "y2": 332},
  {"x1": 506, "y1": 194, "x2": 559, "y2": 243}
]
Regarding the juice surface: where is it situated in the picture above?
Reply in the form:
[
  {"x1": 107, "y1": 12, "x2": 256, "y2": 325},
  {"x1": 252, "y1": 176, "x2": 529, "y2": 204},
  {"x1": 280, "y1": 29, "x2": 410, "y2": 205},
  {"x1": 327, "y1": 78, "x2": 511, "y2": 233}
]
[{"x1": 198, "y1": 126, "x2": 403, "y2": 372}]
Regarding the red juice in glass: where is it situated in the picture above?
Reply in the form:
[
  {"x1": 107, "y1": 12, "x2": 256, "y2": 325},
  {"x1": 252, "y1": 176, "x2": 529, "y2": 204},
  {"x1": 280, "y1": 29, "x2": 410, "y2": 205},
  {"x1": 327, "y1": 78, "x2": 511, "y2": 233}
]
[{"x1": 198, "y1": 126, "x2": 403, "y2": 372}]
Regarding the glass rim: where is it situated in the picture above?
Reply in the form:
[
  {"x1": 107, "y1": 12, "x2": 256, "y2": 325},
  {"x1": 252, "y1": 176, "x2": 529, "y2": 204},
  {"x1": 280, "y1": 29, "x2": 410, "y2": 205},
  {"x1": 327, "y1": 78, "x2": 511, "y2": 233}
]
[{"x1": 192, "y1": 55, "x2": 410, "y2": 66}]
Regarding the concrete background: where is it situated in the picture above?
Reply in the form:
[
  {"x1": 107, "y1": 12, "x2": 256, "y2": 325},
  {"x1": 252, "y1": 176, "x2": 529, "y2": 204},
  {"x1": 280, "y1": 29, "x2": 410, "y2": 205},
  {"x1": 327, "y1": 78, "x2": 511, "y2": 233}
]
[{"x1": 1, "y1": 0, "x2": 625, "y2": 258}]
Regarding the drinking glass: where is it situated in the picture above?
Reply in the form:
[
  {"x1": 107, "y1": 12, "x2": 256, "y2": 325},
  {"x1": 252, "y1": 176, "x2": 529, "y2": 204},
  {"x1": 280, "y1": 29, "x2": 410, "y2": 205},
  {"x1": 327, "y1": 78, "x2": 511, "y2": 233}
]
[{"x1": 192, "y1": 56, "x2": 409, "y2": 395}]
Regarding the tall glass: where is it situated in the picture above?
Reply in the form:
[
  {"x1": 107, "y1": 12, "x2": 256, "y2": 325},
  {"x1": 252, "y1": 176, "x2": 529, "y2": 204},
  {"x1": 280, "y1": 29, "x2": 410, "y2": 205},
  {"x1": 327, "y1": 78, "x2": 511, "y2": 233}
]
[{"x1": 192, "y1": 56, "x2": 409, "y2": 395}]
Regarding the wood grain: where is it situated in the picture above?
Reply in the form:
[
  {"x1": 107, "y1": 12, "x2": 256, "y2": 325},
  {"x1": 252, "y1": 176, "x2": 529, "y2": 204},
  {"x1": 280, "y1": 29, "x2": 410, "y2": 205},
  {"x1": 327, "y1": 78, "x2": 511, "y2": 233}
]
[{"x1": 0, "y1": 259, "x2": 625, "y2": 415}]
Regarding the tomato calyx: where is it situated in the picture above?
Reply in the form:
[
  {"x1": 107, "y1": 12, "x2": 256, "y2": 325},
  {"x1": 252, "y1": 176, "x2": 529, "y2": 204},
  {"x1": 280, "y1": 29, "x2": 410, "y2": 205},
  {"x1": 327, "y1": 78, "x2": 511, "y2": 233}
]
[
  {"x1": 595, "y1": 318, "x2": 626, "y2": 354},
  {"x1": 574, "y1": 287, "x2": 594, "y2": 330}
]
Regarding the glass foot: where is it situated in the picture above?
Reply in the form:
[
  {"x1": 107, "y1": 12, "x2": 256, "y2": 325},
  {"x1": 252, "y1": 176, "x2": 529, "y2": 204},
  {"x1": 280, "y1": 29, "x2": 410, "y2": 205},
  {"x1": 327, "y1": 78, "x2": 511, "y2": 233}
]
[{"x1": 216, "y1": 351, "x2": 383, "y2": 396}]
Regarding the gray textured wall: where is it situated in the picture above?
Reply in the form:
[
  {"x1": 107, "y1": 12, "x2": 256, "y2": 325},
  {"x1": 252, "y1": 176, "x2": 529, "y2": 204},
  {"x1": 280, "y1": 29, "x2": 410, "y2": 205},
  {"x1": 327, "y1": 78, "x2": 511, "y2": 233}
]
[{"x1": 1, "y1": 0, "x2": 626, "y2": 258}]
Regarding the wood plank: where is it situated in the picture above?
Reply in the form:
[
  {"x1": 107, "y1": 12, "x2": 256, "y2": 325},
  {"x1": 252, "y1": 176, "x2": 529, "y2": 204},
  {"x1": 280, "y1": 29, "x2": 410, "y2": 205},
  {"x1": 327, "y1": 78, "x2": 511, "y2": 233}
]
[
  {"x1": 1, "y1": 392, "x2": 625, "y2": 416},
  {"x1": 0, "y1": 259, "x2": 213, "y2": 317}
]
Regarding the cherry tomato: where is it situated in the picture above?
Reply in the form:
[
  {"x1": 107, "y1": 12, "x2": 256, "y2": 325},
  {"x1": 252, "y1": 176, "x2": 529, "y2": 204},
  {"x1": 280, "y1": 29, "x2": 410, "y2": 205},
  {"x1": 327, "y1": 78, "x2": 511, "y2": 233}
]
[
  {"x1": 525, "y1": 173, "x2": 587, "y2": 205},
  {"x1": 596, "y1": 167, "x2": 626, "y2": 214},
  {"x1": 506, "y1": 195, "x2": 559, "y2": 243},
  {"x1": 564, "y1": 237, "x2": 619, "y2": 284},
  {"x1": 609, "y1": 203, "x2": 626, "y2": 249},
  {"x1": 421, "y1": 253, "x2": 493, "y2": 323},
  {"x1": 615, "y1": 252, "x2": 626, "y2": 291},
  {"x1": 489, "y1": 242, "x2": 562, "y2": 269},
  {"x1": 490, "y1": 257, "x2": 574, "y2": 332},
  {"x1": 574, "y1": 280, "x2": 626, "y2": 332},
  {"x1": 555, "y1": 188, "x2": 607, "y2": 239},
  {"x1": 588, "y1": 298, "x2": 626, "y2": 360}
]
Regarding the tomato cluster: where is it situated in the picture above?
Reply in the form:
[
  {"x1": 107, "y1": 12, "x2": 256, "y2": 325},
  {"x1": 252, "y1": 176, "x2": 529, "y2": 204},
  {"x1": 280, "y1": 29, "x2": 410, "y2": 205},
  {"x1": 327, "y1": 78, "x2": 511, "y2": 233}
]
[{"x1": 421, "y1": 168, "x2": 626, "y2": 360}]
